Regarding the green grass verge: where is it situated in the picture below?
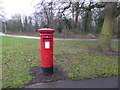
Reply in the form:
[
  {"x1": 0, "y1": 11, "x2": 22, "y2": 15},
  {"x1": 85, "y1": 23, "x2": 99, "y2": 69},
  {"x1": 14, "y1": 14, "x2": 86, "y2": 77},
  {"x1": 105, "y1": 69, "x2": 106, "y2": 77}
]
[
  {"x1": 2, "y1": 36, "x2": 119, "y2": 88},
  {"x1": 0, "y1": 36, "x2": 2, "y2": 89}
]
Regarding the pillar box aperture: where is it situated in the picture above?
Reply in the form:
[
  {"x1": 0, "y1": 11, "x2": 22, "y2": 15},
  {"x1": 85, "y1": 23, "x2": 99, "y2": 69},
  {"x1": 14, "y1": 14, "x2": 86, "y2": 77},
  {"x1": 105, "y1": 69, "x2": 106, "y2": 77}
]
[{"x1": 38, "y1": 28, "x2": 55, "y2": 76}]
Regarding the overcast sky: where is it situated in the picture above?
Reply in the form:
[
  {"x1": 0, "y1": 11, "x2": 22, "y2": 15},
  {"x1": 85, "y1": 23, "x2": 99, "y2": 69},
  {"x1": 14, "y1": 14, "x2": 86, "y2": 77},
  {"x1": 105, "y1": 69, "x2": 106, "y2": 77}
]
[
  {"x1": 3, "y1": 0, "x2": 40, "y2": 19},
  {"x1": 2, "y1": 0, "x2": 92, "y2": 19},
  {"x1": 2, "y1": 0, "x2": 120, "y2": 19}
]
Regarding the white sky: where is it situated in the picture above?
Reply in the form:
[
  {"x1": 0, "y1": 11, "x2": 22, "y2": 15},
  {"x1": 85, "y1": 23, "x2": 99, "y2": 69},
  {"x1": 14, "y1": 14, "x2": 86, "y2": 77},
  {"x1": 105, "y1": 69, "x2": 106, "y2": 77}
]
[
  {"x1": 3, "y1": 0, "x2": 40, "y2": 19},
  {"x1": 2, "y1": 0, "x2": 93, "y2": 20},
  {"x1": 2, "y1": 0, "x2": 120, "y2": 20}
]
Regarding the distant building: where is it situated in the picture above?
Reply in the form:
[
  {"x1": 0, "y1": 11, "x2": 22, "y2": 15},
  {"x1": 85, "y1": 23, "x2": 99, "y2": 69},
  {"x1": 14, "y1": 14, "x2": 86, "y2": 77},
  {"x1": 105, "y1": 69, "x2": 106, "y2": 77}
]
[
  {"x1": 2, "y1": 21, "x2": 6, "y2": 32},
  {"x1": 0, "y1": 20, "x2": 7, "y2": 33}
]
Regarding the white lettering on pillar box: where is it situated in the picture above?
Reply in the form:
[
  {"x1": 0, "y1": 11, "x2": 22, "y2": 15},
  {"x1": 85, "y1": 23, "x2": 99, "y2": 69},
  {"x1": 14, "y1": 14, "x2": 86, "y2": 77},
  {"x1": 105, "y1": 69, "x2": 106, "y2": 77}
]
[{"x1": 45, "y1": 41, "x2": 50, "y2": 49}]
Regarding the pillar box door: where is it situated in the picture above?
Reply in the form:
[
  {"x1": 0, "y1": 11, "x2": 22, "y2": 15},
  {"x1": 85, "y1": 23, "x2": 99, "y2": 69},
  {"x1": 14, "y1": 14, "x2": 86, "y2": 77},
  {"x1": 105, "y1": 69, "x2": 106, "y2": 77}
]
[{"x1": 38, "y1": 28, "x2": 55, "y2": 76}]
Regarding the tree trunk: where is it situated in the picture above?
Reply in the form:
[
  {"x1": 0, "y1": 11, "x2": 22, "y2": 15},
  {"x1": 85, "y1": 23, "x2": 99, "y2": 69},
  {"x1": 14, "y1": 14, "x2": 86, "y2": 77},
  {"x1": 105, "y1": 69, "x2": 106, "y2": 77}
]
[
  {"x1": 98, "y1": 2, "x2": 117, "y2": 52},
  {"x1": 74, "y1": 2, "x2": 80, "y2": 29},
  {"x1": 35, "y1": 21, "x2": 38, "y2": 32},
  {"x1": 72, "y1": 3, "x2": 75, "y2": 28}
]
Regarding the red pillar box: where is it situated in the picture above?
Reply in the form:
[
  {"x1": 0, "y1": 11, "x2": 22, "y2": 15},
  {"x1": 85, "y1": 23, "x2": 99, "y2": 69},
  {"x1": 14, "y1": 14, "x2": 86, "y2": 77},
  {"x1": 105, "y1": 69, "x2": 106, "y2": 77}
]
[{"x1": 38, "y1": 28, "x2": 55, "y2": 76}]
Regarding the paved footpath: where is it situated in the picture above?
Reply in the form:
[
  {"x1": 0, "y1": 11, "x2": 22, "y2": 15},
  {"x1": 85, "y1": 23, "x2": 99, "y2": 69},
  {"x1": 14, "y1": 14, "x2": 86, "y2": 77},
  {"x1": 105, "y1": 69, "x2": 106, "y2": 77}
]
[
  {"x1": 0, "y1": 32, "x2": 120, "y2": 41},
  {"x1": 25, "y1": 76, "x2": 118, "y2": 88}
]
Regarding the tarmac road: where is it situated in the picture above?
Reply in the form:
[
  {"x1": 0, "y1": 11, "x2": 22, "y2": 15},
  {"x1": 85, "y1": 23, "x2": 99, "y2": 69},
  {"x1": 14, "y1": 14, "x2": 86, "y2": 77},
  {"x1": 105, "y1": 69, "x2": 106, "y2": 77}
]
[
  {"x1": 0, "y1": 32, "x2": 119, "y2": 41},
  {"x1": 25, "y1": 76, "x2": 118, "y2": 88}
]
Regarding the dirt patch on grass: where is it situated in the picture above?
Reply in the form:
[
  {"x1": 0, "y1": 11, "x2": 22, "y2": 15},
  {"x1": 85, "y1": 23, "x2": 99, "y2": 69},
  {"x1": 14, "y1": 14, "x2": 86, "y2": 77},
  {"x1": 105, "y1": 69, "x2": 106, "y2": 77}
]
[
  {"x1": 102, "y1": 51, "x2": 120, "y2": 56},
  {"x1": 88, "y1": 47, "x2": 120, "y2": 56},
  {"x1": 28, "y1": 65, "x2": 68, "y2": 85},
  {"x1": 4, "y1": 32, "x2": 39, "y2": 37}
]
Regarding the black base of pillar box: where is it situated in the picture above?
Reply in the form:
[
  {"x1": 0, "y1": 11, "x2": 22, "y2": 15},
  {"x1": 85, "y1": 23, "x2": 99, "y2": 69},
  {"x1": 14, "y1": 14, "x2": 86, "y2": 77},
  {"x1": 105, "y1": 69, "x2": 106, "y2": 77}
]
[{"x1": 41, "y1": 66, "x2": 53, "y2": 76}]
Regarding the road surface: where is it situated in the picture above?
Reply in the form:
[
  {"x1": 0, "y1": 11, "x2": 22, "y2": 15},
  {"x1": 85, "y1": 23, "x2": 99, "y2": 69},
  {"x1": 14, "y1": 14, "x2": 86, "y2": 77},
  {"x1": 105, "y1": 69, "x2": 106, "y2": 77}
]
[{"x1": 0, "y1": 32, "x2": 120, "y2": 41}]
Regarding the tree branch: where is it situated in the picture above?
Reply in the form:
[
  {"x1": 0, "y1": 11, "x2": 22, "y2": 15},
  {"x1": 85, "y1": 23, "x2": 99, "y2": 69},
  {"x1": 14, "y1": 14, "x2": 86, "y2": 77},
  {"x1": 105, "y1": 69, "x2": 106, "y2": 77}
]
[
  {"x1": 61, "y1": 2, "x2": 72, "y2": 13},
  {"x1": 82, "y1": 3, "x2": 105, "y2": 10},
  {"x1": 116, "y1": 7, "x2": 120, "y2": 17}
]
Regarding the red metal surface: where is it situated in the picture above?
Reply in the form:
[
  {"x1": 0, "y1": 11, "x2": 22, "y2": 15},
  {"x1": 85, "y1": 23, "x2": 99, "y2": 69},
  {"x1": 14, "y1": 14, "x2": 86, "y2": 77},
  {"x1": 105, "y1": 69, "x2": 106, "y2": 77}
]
[{"x1": 38, "y1": 29, "x2": 55, "y2": 68}]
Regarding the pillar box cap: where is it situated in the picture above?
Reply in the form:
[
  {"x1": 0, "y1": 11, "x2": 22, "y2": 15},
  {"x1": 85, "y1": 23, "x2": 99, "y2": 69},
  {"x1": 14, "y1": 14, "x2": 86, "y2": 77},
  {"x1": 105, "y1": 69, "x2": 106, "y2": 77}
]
[
  {"x1": 38, "y1": 28, "x2": 54, "y2": 31},
  {"x1": 38, "y1": 28, "x2": 55, "y2": 34}
]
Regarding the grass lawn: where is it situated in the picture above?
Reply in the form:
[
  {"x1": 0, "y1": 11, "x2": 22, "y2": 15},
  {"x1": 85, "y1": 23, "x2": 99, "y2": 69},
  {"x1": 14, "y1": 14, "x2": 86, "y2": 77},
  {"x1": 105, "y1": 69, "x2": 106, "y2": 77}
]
[
  {"x1": 0, "y1": 36, "x2": 2, "y2": 89},
  {"x1": 2, "y1": 36, "x2": 119, "y2": 88}
]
